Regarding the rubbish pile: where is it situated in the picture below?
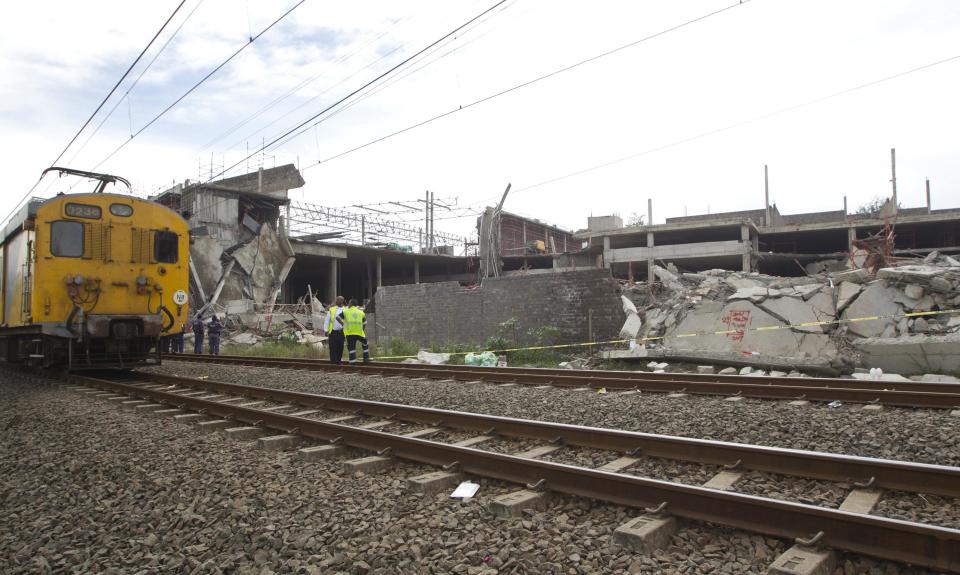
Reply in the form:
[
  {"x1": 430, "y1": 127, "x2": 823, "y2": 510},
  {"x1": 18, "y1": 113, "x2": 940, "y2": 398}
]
[{"x1": 614, "y1": 253, "x2": 960, "y2": 375}]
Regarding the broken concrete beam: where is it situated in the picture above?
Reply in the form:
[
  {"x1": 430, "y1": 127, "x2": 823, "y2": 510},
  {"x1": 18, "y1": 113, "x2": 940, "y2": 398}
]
[{"x1": 835, "y1": 281, "x2": 862, "y2": 313}]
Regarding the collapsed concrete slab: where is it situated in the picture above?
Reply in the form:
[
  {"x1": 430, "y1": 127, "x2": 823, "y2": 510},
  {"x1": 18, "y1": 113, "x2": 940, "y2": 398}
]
[
  {"x1": 841, "y1": 282, "x2": 902, "y2": 338},
  {"x1": 664, "y1": 300, "x2": 838, "y2": 361},
  {"x1": 855, "y1": 334, "x2": 960, "y2": 376},
  {"x1": 835, "y1": 281, "x2": 862, "y2": 313}
]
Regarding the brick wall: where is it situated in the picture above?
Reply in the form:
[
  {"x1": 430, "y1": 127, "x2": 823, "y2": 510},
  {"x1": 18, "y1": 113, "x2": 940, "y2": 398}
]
[{"x1": 373, "y1": 269, "x2": 624, "y2": 347}]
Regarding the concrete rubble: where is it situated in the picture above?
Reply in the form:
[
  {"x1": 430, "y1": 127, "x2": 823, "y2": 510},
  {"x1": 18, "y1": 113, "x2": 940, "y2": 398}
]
[{"x1": 609, "y1": 253, "x2": 960, "y2": 375}]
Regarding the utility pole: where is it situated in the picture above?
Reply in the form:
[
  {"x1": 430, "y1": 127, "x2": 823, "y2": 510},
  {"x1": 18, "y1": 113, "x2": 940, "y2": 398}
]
[
  {"x1": 424, "y1": 191, "x2": 429, "y2": 253},
  {"x1": 890, "y1": 148, "x2": 898, "y2": 207},
  {"x1": 764, "y1": 164, "x2": 770, "y2": 227},
  {"x1": 926, "y1": 178, "x2": 931, "y2": 213}
]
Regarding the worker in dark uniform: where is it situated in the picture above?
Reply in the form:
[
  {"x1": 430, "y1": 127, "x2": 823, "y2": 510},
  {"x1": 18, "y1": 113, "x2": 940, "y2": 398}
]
[
  {"x1": 326, "y1": 296, "x2": 346, "y2": 364},
  {"x1": 159, "y1": 335, "x2": 171, "y2": 355},
  {"x1": 171, "y1": 324, "x2": 185, "y2": 354},
  {"x1": 208, "y1": 315, "x2": 223, "y2": 355},
  {"x1": 192, "y1": 315, "x2": 205, "y2": 354}
]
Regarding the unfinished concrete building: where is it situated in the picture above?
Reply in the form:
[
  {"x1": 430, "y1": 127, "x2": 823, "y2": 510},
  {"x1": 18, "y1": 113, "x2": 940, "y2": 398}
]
[
  {"x1": 578, "y1": 203, "x2": 960, "y2": 280},
  {"x1": 154, "y1": 164, "x2": 302, "y2": 319}
]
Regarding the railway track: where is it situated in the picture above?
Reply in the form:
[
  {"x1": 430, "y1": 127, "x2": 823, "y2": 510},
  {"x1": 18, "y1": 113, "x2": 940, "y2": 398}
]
[
  {"x1": 68, "y1": 369, "x2": 960, "y2": 572},
  {"x1": 169, "y1": 354, "x2": 960, "y2": 410}
]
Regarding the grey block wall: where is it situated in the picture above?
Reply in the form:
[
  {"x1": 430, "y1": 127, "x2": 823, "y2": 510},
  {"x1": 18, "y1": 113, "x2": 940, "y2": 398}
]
[{"x1": 373, "y1": 269, "x2": 624, "y2": 348}]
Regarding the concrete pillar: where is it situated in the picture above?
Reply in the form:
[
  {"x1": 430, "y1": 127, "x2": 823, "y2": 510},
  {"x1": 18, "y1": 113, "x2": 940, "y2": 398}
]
[
  {"x1": 414, "y1": 258, "x2": 420, "y2": 284},
  {"x1": 602, "y1": 236, "x2": 611, "y2": 270},
  {"x1": 741, "y1": 225, "x2": 751, "y2": 272},
  {"x1": 848, "y1": 227, "x2": 857, "y2": 252},
  {"x1": 646, "y1": 231, "x2": 655, "y2": 281},
  {"x1": 376, "y1": 255, "x2": 382, "y2": 288},
  {"x1": 328, "y1": 258, "x2": 338, "y2": 301}
]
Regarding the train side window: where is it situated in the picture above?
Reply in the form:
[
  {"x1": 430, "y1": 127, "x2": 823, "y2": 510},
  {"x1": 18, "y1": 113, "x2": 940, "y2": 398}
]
[
  {"x1": 50, "y1": 221, "x2": 84, "y2": 257},
  {"x1": 154, "y1": 231, "x2": 178, "y2": 263}
]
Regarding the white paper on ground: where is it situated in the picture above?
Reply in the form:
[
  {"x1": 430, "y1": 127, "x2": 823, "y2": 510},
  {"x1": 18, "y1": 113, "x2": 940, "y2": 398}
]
[{"x1": 450, "y1": 481, "x2": 480, "y2": 499}]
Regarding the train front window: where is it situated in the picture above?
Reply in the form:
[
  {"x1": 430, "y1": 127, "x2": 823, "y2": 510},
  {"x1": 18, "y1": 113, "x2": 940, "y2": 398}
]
[
  {"x1": 50, "y1": 221, "x2": 84, "y2": 257},
  {"x1": 154, "y1": 231, "x2": 178, "y2": 263}
]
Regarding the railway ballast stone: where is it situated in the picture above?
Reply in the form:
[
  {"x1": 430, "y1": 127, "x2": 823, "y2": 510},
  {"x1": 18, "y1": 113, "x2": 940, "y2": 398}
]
[{"x1": 4, "y1": 368, "x2": 937, "y2": 574}]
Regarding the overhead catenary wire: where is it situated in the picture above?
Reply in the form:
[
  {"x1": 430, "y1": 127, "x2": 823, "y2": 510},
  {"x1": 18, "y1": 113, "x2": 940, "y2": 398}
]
[
  {"x1": 89, "y1": 0, "x2": 309, "y2": 173},
  {"x1": 3, "y1": 0, "x2": 188, "y2": 224},
  {"x1": 472, "y1": 51, "x2": 960, "y2": 205},
  {"x1": 206, "y1": 0, "x2": 511, "y2": 184},
  {"x1": 300, "y1": 0, "x2": 753, "y2": 173},
  {"x1": 65, "y1": 0, "x2": 208, "y2": 168},
  {"x1": 251, "y1": 0, "x2": 515, "y2": 163}
]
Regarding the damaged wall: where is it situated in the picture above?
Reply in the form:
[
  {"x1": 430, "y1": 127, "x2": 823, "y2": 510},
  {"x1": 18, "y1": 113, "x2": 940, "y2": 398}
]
[{"x1": 375, "y1": 269, "x2": 624, "y2": 348}]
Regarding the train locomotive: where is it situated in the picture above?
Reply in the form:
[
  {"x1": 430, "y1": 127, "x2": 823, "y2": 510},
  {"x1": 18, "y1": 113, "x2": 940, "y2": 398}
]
[{"x1": 0, "y1": 168, "x2": 190, "y2": 369}]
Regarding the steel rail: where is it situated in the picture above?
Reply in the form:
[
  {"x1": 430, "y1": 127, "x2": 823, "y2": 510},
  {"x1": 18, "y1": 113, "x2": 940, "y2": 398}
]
[
  {"x1": 69, "y1": 373, "x2": 960, "y2": 571},
  {"x1": 173, "y1": 354, "x2": 960, "y2": 393},
  {"x1": 137, "y1": 371, "x2": 960, "y2": 496},
  {"x1": 169, "y1": 355, "x2": 960, "y2": 409}
]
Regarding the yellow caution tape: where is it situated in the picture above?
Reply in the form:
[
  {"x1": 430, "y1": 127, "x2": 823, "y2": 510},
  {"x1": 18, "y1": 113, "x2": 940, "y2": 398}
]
[{"x1": 371, "y1": 307, "x2": 960, "y2": 360}]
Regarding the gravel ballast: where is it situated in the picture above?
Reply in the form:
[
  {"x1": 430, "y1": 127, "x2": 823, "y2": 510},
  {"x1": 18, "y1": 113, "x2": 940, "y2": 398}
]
[
  {"x1": 0, "y1": 365, "x2": 948, "y2": 574},
  {"x1": 152, "y1": 362, "x2": 960, "y2": 467}
]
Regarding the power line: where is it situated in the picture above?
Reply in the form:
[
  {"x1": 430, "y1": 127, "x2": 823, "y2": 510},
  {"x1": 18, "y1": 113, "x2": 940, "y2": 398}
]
[
  {"x1": 90, "y1": 0, "x2": 309, "y2": 172},
  {"x1": 66, "y1": 0, "x2": 208, "y2": 167},
  {"x1": 207, "y1": 0, "x2": 511, "y2": 184},
  {"x1": 4, "y1": 0, "x2": 188, "y2": 224},
  {"x1": 198, "y1": 11, "x2": 411, "y2": 154},
  {"x1": 464, "y1": 52, "x2": 960, "y2": 207},
  {"x1": 301, "y1": 0, "x2": 752, "y2": 172}
]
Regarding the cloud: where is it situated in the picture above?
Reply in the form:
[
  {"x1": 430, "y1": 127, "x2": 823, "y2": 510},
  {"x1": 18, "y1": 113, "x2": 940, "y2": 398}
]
[{"x1": 1, "y1": 0, "x2": 959, "y2": 238}]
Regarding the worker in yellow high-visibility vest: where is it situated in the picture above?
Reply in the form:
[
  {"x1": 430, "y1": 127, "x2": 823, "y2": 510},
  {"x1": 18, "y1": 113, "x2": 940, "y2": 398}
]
[
  {"x1": 325, "y1": 296, "x2": 346, "y2": 364},
  {"x1": 342, "y1": 298, "x2": 370, "y2": 364}
]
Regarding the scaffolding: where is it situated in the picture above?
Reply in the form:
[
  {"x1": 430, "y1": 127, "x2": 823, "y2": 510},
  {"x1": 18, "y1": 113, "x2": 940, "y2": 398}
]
[{"x1": 287, "y1": 200, "x2": 469, "y2": 254}]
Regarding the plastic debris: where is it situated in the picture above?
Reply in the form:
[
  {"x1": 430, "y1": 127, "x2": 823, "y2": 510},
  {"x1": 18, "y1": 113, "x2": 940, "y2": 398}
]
[
  {"x1": 450, "y1": 481, "x2": 480, "y2": 499},
  {"x1": 827, "y1": 400, "x2": 842, "y2": 408}
]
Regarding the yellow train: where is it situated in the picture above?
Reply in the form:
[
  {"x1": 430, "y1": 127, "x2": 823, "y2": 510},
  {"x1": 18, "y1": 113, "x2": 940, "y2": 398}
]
[{"x1": 0, "y1": 168, "x2": 190, "y2": 369}]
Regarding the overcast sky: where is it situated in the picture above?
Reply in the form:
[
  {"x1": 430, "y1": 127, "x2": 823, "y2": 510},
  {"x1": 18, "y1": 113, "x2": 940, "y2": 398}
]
[{"x1": 2, "y1": 0, "x2": 958, "y2": 240}]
